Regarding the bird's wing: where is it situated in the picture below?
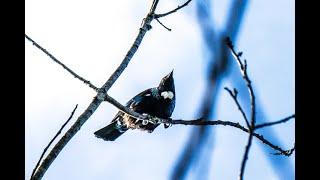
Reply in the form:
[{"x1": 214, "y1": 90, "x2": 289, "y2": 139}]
[
  {"x1": 111, "y1": 88, "x2": 155, "y2": 122},
  {"x1": 125, "y1": 88, "x2": 155, "y2": 109}
]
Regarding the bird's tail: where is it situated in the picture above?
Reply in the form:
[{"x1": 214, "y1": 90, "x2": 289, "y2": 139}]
[{"x1": 94, "y1": 121, "x2": 127, "y2": 141}]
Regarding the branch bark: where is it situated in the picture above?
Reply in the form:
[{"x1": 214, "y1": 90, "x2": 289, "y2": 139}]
[
  {"x1": 25, "y1": 35, "x2": 99, "y2": 92},
  {"x1": 154, "y1": 0, "x2": 192, "y2": 18},
  {"x1": 225, "y1": 37, "x2": 258, "y2": 180},
  {"x1": 224, "y1": 87, "x2": 250, "y2": 128},
  {"x1": 30, "y1": 105, "x2": 78, "y2": 179},
  {"x1": 255, "y1": 114, "x2": 295, "y2": 129}
]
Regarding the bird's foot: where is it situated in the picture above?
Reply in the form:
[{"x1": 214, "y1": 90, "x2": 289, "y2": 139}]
[
  {"x1": 144, "y1": 114, "x2": 161, "y2": 125},
  {"x1": 133, "y1": 114, "x2": 159, "y2": 126},
  {"x1": 163, "y1": 118, "x2": 172, "y2": 129}
]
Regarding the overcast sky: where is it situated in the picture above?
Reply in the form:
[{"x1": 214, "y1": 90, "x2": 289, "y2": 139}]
[{"x1": 26, "y1": 0, "x2": 294, "y2": 179}]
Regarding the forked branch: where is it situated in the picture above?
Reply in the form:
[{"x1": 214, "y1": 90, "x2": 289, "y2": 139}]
[
  {"x1": 28, "y1": 1, "x2": 192, "y2": 179},
  {"x1": 225, "y1": 37, "x2": 294, "y2": 180}
]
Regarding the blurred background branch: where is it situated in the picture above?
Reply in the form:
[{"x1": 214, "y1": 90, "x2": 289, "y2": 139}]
[{"x1": 171, "y1": 1, "x2": 248, "y2": 179}]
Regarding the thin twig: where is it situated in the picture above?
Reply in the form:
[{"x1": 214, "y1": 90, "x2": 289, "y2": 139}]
[
  {"x1": 30, "y1": 104, "x2": 78, "y2": 180},
  {"x1": 169, "y1": 119, "x2": 294, "y2": 156},
  {"x1": 255, "y1": 114, "x2": 295, "y2": 129},
  {"x1": 30, "y1": 1, "x2": 162, "y2": 179},
  {"x1": 155, "y1": 18, "x2": 172, "y2": 31},
  {"x1": 226, "y1": 37, "x2": 257, "y2": 180},
  {"x1": 224, "y1": 87, "x2": 250, "y2": 128},
  {"x1": 273, "y1": 144, "x2": 295, "y2": 156},
  {"x1": 239, "y1": 130, "x2": 254, "y2": 180},
  {"x1": 155, "y1": 0, "x2": 192, "y2": 18},
  {"x1": 25, "y1": 35, "x2": 99, "y2": 92}
]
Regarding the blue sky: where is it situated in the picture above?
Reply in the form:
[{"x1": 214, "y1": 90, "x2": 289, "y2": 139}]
[{"x1": 26, "y1": 0, "x2": 294, "y2": 179}]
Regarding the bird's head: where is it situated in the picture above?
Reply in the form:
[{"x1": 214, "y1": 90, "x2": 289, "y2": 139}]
[{"x1": 158, "y1": 70, "x2": 175, "y2": 99}]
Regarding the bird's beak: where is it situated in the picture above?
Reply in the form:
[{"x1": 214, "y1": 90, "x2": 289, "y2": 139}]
[{"x1": 168, "y1": 69, "x2": 174, "y2": 77}]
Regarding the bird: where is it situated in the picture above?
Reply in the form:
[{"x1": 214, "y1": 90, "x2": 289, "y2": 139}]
[{"x1": 94, "y1": 70, "x2": 176, "y2": 141}]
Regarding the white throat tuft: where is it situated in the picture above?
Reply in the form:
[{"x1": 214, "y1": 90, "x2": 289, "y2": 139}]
[{"x1": 161, "y1": 91, "x2": 174, "y2": 100}]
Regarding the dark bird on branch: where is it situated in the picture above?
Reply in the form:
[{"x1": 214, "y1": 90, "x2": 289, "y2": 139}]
[{"x1": 94, "y1": 70, "x2": 176, "y2": 141}]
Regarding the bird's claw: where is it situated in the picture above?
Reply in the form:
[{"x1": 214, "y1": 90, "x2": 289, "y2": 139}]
[
  {"x1": 164, "y1": 123, "x2": 172, "y2": 129},
  {"x1": 163, "y1": 118, "x2": 172, "y2": 128},
  {"x1": 142, "y1": 119, "x2": 149, "y2": 125},
  {"x1": 149, "y1": 117, "x2": 160, "y2": 124},
  {"x1": 140, "y1": 113, "x2": 160, "y2": 125}
]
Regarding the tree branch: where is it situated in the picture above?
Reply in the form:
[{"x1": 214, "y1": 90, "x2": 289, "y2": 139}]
[
  {"x1": 224, "y1": 87, "x2": 250, "y2": 128},
  {"x1": 155, "y1": 0, "x2": 192, "y2": 18},
  {"x1": 155, "y1": 18, "x2": 172, "y2": 31},
  {"x1": 273, "y1": 144, "x2": 295, "y2": 156},
  {"x1": 150, "y1": 0, "x2": 160, "y2": 14},
  {"x1": 104, "y1": 94, "x2": 294, "y2": 156},
  {"x1": 25, "y1": 35, "x2": 99, "y2": 92},
  {"x1": 30, "y1": 104, "x2": 78, "y2": 180},
  {"x1": 104, "y1": 95, "x2": 146, "y2": 120},
  {"x1": 255, "y1": 114, "x2": 295, "y2": 129},
  {"x1": 225, "y1": 37, "x2": 258, "y2": 180},
  {"x1": 169, "y1": 119, "x2": 294, "y2": 156},
  {"x1": 30, "y1": 1, "x2": 162, "y2": 179}
]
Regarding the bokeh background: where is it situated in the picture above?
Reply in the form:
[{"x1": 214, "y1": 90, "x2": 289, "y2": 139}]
[{"x1": 25, "y1": 0, "x2": 295, "y2": 179}]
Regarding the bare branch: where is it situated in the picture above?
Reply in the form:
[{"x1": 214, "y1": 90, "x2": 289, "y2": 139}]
[
  {"x1": 97, "y1": 8, "x2": 158, "y2": 100},
  {"x1": 226, "y1": 37, "x2": 257, "y2": 180},
  {"x1": 150, "y1": 0, "x2": 160, "y2": 14},
  {"x1": 25, "y1": 35, "x2": 99, "y2": 92},
  {"x1": 255, "y1": 114, "x2": 295, "y2": 129},
  {"x1": 31, "y1": 1, "x2": 163, "y2": 179},
  {"x1": 155, "y1": 0, "x2": 192, "y2": 18},
  {"x1": 169, "y1": 119, "x2": 294, "y2": 156},
  {"x1": 273, "y1": 144, "x2": 295, "y2": 156},
  {"x1": 104, "y1": 94, "x2": 294, "y2": 156},
  {"x1": 30, "y1": 104, "x2": 78, "y2": 180},
  {"x1": 226, "y1": 37, "x2": 244, "y2": 70},
  {"x1": 224, "y1": 87, "x2": 250, "y2": 128},
  {"x1": 104, "y1": 95, "x2": 146, "y2": 120},
  {"x1": 155, "y1": 18, "x2": 172, "y2": 31},
  {"x1": 239, "y1": 131, "x2": 254, "y2": 179}
]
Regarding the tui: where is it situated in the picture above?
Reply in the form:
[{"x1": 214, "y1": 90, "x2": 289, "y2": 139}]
[{"x1": 94, "y1": 70, "x2": 175, "y2": 141}]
